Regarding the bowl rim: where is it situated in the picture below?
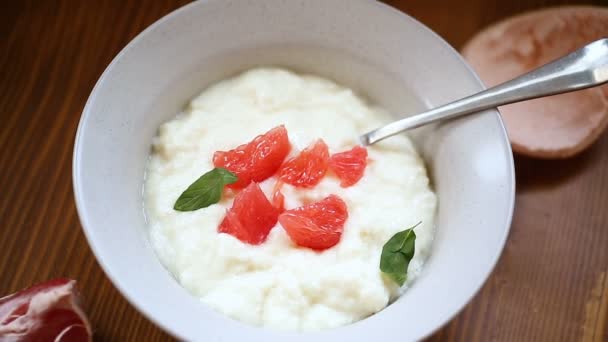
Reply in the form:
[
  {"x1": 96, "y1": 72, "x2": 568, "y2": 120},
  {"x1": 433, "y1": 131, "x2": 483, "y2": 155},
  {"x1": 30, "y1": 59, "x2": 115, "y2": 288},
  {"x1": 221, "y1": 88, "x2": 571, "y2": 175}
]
[{"x1": 72, "y1": 0, "x2": 516, "y2": 340}]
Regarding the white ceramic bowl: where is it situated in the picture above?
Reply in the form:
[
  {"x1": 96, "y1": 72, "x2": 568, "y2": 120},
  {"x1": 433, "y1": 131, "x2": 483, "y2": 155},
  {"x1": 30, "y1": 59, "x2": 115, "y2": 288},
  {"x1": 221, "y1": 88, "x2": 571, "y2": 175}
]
[{"x1": 73, "y1": 0, "x2": 515, "y2": 340}]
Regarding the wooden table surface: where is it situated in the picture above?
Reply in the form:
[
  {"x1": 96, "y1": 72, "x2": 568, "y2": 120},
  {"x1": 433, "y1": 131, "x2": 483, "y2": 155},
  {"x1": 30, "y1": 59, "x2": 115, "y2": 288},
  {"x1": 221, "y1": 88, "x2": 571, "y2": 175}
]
[{"x1": 2, "y1": 1, "x2": 607, "y2": 341}]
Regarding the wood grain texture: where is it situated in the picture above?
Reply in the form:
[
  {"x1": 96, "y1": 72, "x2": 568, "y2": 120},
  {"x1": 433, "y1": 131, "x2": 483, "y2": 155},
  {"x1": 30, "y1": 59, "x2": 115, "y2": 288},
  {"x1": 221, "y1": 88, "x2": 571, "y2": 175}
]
[{"x1": 1, "y1": 1, "x2": 606, "y2": 341}]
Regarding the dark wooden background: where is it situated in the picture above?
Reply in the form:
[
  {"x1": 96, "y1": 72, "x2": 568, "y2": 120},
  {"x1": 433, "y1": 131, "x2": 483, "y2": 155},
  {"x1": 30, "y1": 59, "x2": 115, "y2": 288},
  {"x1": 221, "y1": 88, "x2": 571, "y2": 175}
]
[{"x1": 1, "y1": 1, "x2": 607, "y2": 341}]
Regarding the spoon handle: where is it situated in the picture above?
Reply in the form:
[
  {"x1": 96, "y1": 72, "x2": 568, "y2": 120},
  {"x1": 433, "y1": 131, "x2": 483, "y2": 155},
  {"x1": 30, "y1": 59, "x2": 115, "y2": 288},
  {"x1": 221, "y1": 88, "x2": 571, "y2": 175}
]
[{"x1": 361, "y1": 38, "x2": 608, "y2": 146}]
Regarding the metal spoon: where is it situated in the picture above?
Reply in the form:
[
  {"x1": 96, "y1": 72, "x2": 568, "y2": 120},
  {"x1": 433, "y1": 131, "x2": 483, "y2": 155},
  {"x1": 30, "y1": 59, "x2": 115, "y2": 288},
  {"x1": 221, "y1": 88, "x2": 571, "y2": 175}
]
[{"x1": 360, "y1": 38, "x2": 608, "y2": 146}]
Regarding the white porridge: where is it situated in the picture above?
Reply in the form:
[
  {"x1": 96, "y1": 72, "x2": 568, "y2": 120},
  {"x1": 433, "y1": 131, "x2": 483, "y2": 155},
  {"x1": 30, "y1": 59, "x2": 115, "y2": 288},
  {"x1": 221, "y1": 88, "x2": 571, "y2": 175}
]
[{"x1": 144, "y1": 68, "x2": 436, "y2": 331}]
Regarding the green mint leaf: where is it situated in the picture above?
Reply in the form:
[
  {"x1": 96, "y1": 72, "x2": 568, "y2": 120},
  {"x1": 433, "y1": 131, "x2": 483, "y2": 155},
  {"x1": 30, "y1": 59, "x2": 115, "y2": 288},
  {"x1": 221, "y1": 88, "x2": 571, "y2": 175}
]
[
  {"x1": 173, "y1": 168, "x2": 237, "y2": 211},
  {"x1": 379, "y1": 222, "x2": 421, "y2": 286}
]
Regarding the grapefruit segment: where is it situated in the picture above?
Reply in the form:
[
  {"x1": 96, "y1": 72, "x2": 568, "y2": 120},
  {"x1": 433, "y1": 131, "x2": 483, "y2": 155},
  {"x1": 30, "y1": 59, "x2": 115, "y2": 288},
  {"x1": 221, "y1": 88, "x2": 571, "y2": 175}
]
[
  {"x1": 213, "y1": 125, "x2": 291, "y2": 189},
  {"x1": 329, "y1": 145, "x2": 368, "y2": 187},
  {"x1": 278, "y1": 195, "x2": 348, "y2": 250},
  {"x1": 218, "y1": 182, "x2": 279, "y2": 244},
  {"x1": 279, "y1": 139, "x2": 329, "y2": 188},
  {"x1": 271, "y1": 180, "x2": 285, "y2": 212}
]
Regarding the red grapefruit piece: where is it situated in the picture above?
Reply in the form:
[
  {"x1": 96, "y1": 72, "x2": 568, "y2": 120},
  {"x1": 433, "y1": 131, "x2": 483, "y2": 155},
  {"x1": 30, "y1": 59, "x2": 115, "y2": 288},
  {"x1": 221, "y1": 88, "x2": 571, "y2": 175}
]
[
  {"x1": 218, "y1": 182, "x2": 279, "y2": 244},
  {"x1": 271, "y1": 180, "x2": 285, "y2": 212},
  {"x1": 213, "y1": 125, "x2": 291, "y2": 188},
  {"x1": 329, "y1": 145, "x2": 368, "y2": 187},
  {"x1": 279, "y1": 139, "x2": 329, "y2": 188},
  {"x1": 462, "y1": 6, "x2": 608, "y2": 158},
  {"x1": 278, "y1": 195, "x2": 348, "y2": 250},
  {"x1": 0, "y1": 278, "x2": 92, "y2": 341}
]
